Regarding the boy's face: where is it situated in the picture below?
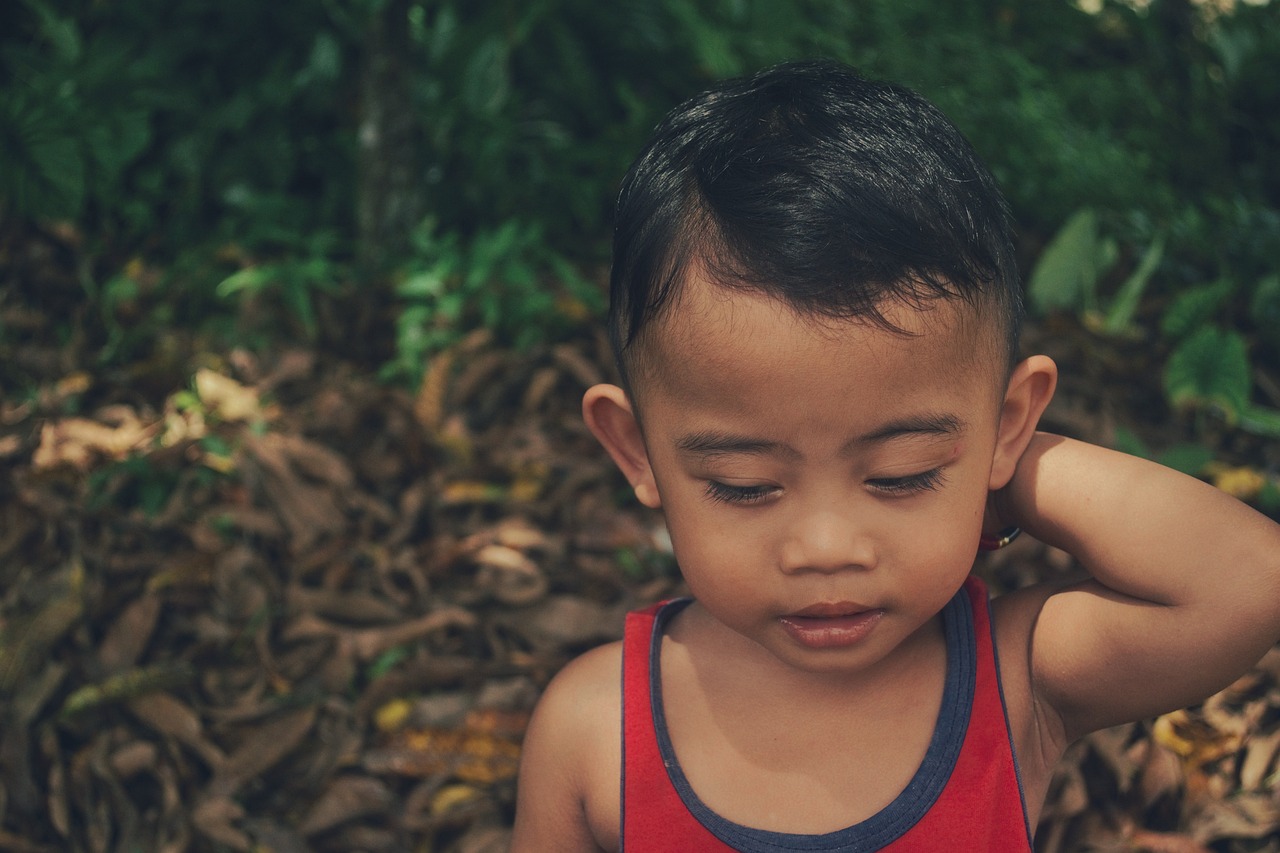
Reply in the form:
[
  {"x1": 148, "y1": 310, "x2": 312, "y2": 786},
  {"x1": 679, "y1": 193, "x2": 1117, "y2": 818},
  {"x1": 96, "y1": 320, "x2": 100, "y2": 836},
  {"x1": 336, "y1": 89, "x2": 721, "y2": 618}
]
[{"x1": 588, "y1": 271, "x2": 1048, "y2": 675}]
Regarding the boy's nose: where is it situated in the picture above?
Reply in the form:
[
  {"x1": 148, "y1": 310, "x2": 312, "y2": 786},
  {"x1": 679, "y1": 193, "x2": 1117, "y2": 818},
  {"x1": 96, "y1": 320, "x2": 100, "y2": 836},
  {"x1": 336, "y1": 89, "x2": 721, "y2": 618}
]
[{"x1": 778, "y1": 510, "x2": 877, "y2": 574}]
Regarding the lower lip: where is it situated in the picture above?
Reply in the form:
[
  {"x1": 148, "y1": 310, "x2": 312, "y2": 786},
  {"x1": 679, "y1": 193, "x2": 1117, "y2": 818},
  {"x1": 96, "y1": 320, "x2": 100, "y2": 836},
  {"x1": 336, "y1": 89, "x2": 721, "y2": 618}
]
[{"x1": 778, "y1": 610, "x2": 885, "y2": 649}]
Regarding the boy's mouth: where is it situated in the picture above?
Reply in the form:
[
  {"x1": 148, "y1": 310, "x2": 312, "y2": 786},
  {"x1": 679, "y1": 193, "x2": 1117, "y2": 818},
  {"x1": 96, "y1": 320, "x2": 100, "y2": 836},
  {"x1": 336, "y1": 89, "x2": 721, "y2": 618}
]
[{"x1": 779, "y1": 603, "x2": 884, "y2": 649}]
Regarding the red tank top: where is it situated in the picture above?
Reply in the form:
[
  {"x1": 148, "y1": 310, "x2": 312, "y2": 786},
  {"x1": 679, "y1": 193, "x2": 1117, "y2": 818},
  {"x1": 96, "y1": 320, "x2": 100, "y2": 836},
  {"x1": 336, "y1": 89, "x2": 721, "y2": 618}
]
[{"x1": 620, "y1": 576, "x2": 1033, "y2": 851}]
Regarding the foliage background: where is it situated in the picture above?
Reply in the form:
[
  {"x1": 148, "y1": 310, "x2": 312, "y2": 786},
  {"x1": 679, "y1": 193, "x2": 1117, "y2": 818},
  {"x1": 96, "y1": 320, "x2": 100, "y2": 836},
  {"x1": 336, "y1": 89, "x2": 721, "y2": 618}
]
[{"x1": 2, "y1": 0, "x2": 1280, "y2": 850}]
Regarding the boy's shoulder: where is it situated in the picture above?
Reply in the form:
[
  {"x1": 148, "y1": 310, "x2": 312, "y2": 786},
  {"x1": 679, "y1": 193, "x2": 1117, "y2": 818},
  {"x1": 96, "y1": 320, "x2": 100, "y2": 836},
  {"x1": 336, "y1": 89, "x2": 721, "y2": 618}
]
[
  {"x1": 537, "y1": 638, "x2": 625, "y2": 721},
  {"x1": 514, "y1": 640, "x2": 624, "y2": 851}
]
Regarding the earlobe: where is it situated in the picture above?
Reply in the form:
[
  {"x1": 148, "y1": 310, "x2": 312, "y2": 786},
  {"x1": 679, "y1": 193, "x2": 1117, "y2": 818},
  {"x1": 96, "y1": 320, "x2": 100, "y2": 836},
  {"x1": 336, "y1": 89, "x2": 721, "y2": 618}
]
[
  {"x1": 582, "y1": 384, "x2": 662, "y2": 508},
  {"x1": 989, "y1": 355, "x2": 1058, "y2": 490}
]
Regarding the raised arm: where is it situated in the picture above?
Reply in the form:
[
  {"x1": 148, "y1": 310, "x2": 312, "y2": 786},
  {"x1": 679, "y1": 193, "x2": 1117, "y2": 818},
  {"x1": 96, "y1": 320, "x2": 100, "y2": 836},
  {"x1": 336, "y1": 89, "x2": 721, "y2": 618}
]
[{"x1": 1000, "y1": 433, "x2": 1280, "y2": 743}]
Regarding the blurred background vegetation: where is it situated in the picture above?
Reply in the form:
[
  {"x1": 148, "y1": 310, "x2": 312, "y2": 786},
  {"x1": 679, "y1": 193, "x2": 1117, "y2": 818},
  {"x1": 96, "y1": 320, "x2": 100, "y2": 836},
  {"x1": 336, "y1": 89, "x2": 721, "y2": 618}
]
[{"x1": 1, "y1": 0, "x2": 1278, "y2": 490}]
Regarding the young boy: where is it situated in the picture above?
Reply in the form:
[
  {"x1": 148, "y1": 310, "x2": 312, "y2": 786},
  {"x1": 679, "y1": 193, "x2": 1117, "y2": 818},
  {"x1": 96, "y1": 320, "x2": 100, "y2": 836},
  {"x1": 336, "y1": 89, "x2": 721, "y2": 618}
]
[{"x1": 511, "y1": 60, "x2": 1280, "y2": 851}]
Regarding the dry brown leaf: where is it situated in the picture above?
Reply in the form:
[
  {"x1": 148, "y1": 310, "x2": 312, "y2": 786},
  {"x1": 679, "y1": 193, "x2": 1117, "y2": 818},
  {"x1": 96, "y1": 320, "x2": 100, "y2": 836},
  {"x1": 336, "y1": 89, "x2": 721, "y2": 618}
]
[
  {"x1": 0, "y1": 828, "x2": 57, "y2": 853},
  {"x1": 463, "y1": 707, "x2": 531, "y2": 741},
  {"x1": 0, "y1": 559, "x2": 84, "y2": 692},
  {"x1": 1087, "y1": 723, "x2": 1140, "y2": 790},
  {"x1": 286, "y1": 584, "x2": 402, "y2": 625},
  {"x1": 453, "y1": 825, "x2": 513, "y2": 853},
  {"x1": 349, "y1": 607, "x2": 478, "y2": 661},
  {"x1": 1239, "y1": 728, "x2": 1280, "y2": 790},
  {"x1": 521, "y1": 366, "x2": 561, "y2": 412},
  {"x1": 1041, "y1": 758, "x2": 1089, "y2": 821},
  {"x1": 1136, "y1": 739, "x2": 1184, "y2": 806},
  {"x1": 552, "y1": 342, "x2": 604, "y2": 388},
  {"x1": 191, "y1": 796, "x2": 251, "y2": 850},
  {"x1": 503, "y1": 595, "x2": 624, "y2": 649},
  {"x1": 209, "y1": 706, "x2": 317, "y2": 797},
  {"x1": 297, "y1": 775, "x2": 396, "y2": 836},
  {"x1": 107, "y1": 741, "x2": 158, "y2": 779},
  {"x1": 494, "y1": 517, "x2": 553, "y2": 551},
  {"x1": 474, "y1": 543, "x2": 547, "y2": 606},
  {"x1": 96, "y1": 594, "x2": 161, "y2": 672},
  {"x1": 128, "y1": 692, "x2": 225, "y2": 768},
  {"x1": 31, "y1": 408, "x2": 156, "y2": 471},
  {"x1": 195, "y1": 368, "x2": 261, "y2": 423},
  {"x1": 44, "y1": 738, "x2": 68, "y2": 839},
  {"x1": 274, "y1": 432, "x2": 354, "y2": 487},
  {"x1": 243, "y1": 432, "x2": 348, "y2": 551},
  {"x1": 414, "y1": 348, "x2": 455, "y2": 432},
  {"x1": 1190, "y1": 793, "x2": 1280, "y2": 842},
  {"x1": 1128, "y1": 828, "x2": 1214, "y2": 853}
]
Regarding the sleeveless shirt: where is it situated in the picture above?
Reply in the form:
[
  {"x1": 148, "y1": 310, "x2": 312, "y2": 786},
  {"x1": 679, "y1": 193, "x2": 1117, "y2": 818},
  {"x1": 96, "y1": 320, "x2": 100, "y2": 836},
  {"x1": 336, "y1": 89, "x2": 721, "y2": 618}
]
[{"x1": 620, "y1": 576, "x2": 1033, "y2": 851}]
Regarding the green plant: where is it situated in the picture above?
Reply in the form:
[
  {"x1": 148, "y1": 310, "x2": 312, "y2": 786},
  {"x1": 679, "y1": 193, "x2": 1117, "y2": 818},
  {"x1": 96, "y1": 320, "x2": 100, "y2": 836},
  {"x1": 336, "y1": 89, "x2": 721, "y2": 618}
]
[
  {"x1": 1026, "y1": 208, "x2": 1163, "y2": 336},
  {"x1": 1160, "y1": 292, "x2": 1280, "y2": 440},
  {"x1": 382, "y1": 219, "x2": 603, "y2": 384},
  {"x1": 215, "y1": 240, "x2": 345, "y2": 342}
]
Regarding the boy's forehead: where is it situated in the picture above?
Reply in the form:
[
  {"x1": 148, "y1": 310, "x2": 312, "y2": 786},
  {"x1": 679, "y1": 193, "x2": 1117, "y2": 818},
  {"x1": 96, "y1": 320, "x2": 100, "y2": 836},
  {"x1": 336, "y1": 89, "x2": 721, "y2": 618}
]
[{"x1": 632, "y1": 272, "x2": 1001, "y2": 404}]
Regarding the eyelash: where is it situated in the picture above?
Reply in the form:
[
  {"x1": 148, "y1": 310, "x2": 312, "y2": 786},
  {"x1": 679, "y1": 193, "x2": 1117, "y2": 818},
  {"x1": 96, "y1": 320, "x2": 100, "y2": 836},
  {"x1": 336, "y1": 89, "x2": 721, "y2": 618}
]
[
  {"x1": 868, "y1": 468, "x2": 946, "y2": 495},
  {"x1": 704, "y1": 481, "x2": 776, "y2": 505},
  {"x1": 704, "y1": 468, "x2": 946, "y2": 505}
]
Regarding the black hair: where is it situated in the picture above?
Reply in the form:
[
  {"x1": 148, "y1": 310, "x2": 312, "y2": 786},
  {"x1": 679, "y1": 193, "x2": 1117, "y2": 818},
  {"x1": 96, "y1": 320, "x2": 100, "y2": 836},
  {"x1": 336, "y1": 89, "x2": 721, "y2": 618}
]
[{"x1": 607, "y1": 59, "x2": 1023, "y2": 389}]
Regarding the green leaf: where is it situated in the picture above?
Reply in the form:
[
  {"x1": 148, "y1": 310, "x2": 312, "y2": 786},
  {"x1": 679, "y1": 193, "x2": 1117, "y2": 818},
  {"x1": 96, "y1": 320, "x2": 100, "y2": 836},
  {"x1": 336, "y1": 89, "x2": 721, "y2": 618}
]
[
  {"x1": 1111, "y1": 425, "x2": 1149, "y2": 459},
  {"x1": 1160, "y1": 280, "x2": 1234, "y2": 340},
  {"x1": 1102, "y1": 234, "x2": 1163, "y2": 335},
  {"x1": 216, "y1": 266, "x2": 272, "y2": 298},
  {"x1": 1157, "y1": 444, "x2": 1215, "y2": 476},
  {"x1": 462, "y1": 36, "x2": 510, "y2": 116},
  {"x1": 1258, "y1": 480, "x2": 1280, "y2": 514},
  {"x1": 1027, "y1": 209, "x2": 1112, "y2": 316},
  {"x1": 1163, "y1": 326, "x2": 1251, "y2": 420},
  {"x1": 1249, "y1": 274, "x2": 1280, "y2": 349},
  {"x1": 1240, "y1": 405, "x2": 1280, "y2": 440}
]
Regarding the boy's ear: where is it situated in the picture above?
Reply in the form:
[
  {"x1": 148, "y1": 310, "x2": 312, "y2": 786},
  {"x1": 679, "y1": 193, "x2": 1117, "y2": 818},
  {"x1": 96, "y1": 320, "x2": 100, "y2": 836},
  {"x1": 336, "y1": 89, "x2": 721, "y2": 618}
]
[
  {"x1": 989, "y1": 355, "x2": 1058, "y2": 491},
  {"x1": 582, "y1": 384, "x2": 662, "y2": 508}
]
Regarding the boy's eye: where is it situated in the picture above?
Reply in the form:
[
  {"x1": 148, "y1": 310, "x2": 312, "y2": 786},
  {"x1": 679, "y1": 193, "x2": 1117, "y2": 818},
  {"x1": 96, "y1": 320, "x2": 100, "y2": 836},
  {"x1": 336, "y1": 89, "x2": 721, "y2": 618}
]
[
  {"x1": 867, "y1": 468, "x2": 946, "y2": 496},
  {"x1": 704, "y1": 481, "x2": 777, "y2": 505}
]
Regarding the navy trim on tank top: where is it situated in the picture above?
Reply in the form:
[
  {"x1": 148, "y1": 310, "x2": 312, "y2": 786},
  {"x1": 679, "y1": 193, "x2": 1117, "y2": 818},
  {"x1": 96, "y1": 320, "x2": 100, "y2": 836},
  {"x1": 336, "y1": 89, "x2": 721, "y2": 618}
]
[{"x1": 647, "y1": 589, "x2": 976, "y2": 852}]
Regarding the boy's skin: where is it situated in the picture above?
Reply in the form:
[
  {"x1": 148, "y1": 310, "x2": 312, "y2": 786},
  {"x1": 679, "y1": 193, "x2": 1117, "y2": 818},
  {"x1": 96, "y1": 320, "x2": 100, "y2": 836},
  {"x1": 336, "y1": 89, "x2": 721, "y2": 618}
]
[{"x1": 512, "y1": 266, "x2": 1280, "y2": 850}]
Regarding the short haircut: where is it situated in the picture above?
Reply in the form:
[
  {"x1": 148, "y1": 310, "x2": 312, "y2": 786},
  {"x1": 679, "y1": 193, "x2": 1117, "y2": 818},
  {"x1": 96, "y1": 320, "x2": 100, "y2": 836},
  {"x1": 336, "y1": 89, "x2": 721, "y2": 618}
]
[{"x1": 607, "y1": 59, "x2": 1023, "y2": 391}]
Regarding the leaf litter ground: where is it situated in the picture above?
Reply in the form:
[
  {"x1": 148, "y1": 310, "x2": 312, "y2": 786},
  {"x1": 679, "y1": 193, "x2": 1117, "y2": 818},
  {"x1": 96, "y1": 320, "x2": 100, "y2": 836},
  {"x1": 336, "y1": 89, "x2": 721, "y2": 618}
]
[{"x1": 2, "y1": 232, "x2": 1279, "y2": 852}]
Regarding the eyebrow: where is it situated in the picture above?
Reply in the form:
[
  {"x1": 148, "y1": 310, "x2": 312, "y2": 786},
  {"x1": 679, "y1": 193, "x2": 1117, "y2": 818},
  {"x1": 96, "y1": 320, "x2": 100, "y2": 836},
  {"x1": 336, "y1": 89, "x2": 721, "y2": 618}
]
[
  {"x1": 675, "y1": 432, "x2": 796, "y2": 460},
  {"x1": 675, "y1": 413, "x2": 966, "y2": 460},
  {"x1": 851, "y1": 413, "x2": 966, "y2": 445}
]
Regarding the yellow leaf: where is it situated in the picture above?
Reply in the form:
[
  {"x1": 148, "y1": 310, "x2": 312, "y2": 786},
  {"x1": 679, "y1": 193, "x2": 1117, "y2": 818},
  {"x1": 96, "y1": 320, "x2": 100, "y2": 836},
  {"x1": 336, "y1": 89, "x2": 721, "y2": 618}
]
[
  {"x1": 431, "y1": 784, "x2": 481, "y2": 816},
  {"x1": 374, "y1": 698, "x2": 413, "y2": 733},
  {"x1": 1210, "y1": 466, "x2": 1266, "y2": 500},
  {"x1": 1153, "y1": 709, "x2": 1242, "y2": 768},
  {"x1": 441, "y1": 481, "x2": 507, "y2": 505}
]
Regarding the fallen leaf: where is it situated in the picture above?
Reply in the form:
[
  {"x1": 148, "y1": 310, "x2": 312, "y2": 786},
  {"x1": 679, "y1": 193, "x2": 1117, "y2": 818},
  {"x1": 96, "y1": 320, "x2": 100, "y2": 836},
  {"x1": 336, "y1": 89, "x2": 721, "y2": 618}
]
[
  {"x1": 96, "y1": 594, "x2": 161, "y2": 672},
  {"x1": 0, "y1": 559, "x2": 85, "y2": 692},
  {"x1": 195, "y1": 369, "x2": 261, "y2": 423},
  {"x1": 298, "y1": 775, "x2": 395, "y2": 836},
  {"x1": 364, "y1": 727, "x2": 520, "y2": 784},
  {"x1": 128, "y1": 692, "x2": 225, "y2": 768},
  {"x1": 209, "y1": 707, "x2": 317, "y2": 797},
  {"x1": 191, "y1": 796, "x2": 251, "y2": 850}
]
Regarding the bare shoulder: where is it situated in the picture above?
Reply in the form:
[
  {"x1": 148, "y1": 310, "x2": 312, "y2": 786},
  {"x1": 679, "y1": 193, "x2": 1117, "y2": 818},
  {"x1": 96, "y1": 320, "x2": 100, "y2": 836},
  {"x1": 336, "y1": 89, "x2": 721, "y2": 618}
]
[{"x1": 512, "y1": 641, "x2": 623, "y2": 853}]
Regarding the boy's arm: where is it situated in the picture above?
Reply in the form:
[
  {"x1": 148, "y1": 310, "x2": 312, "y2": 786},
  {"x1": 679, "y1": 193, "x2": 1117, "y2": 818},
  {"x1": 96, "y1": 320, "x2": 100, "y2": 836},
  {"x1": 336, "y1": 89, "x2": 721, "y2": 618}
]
[
  {"x1": 511, "y1": 644, "x2": 621, "y2": 853},
  {"x1": 1000, "y1": 433, "x2": 1280, "y2": 744}
]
